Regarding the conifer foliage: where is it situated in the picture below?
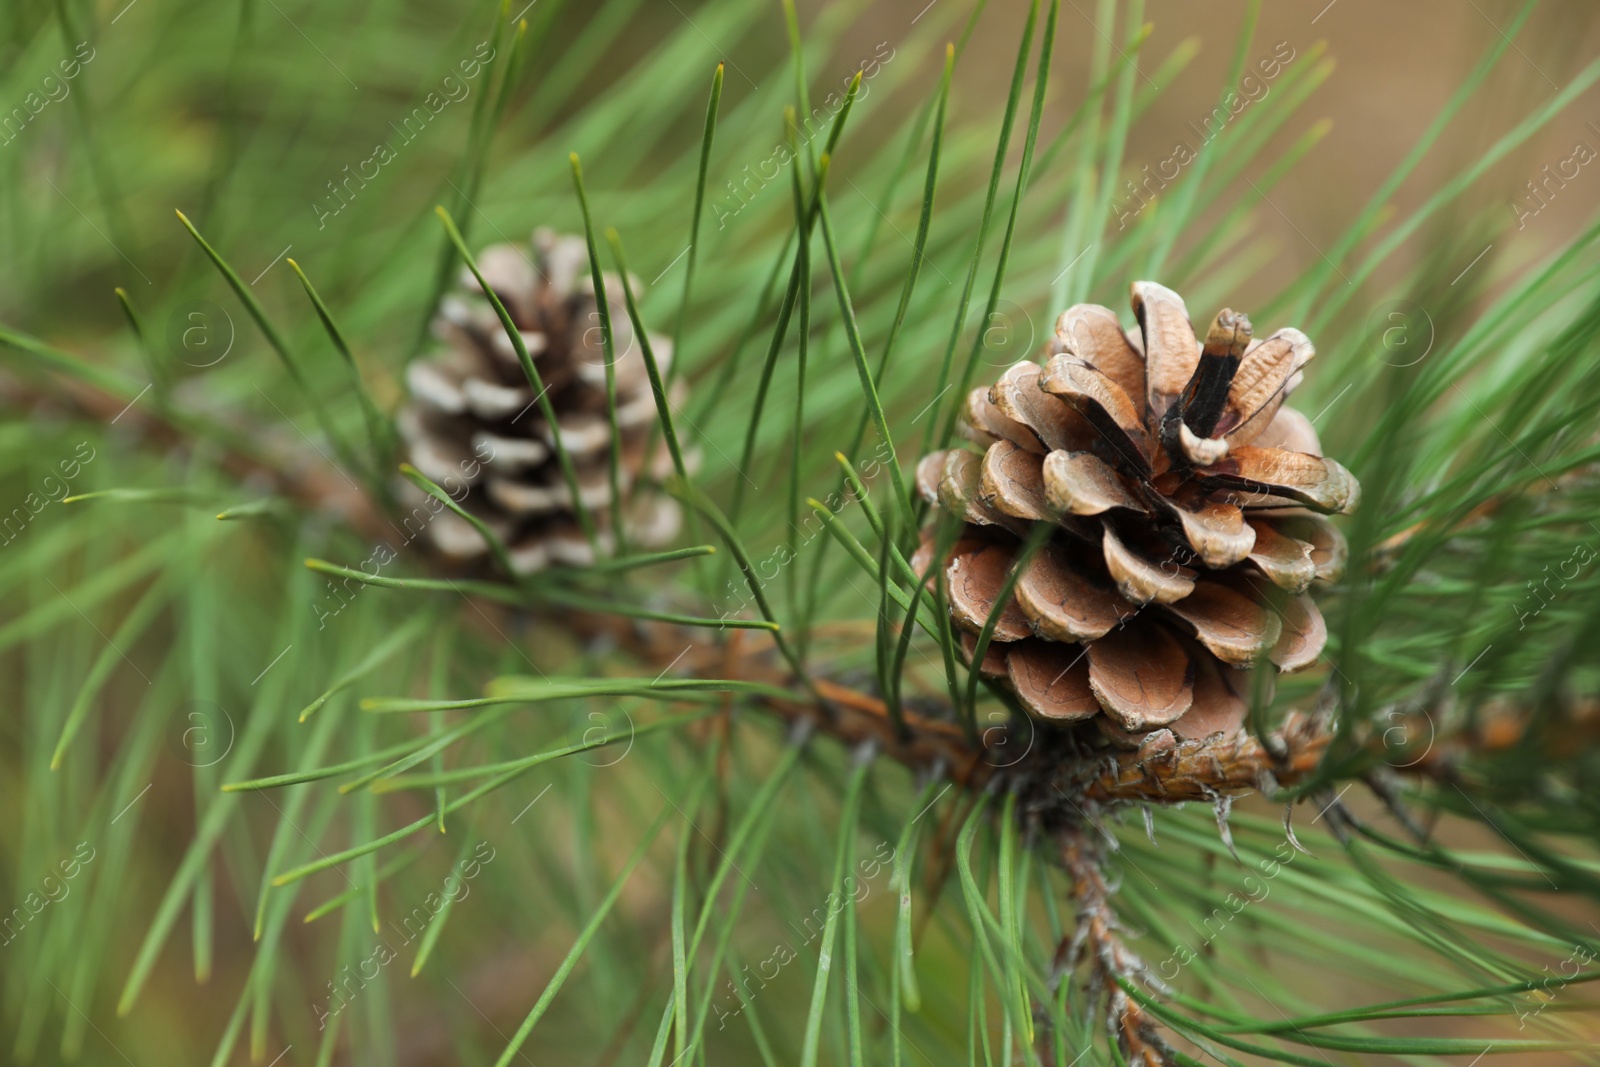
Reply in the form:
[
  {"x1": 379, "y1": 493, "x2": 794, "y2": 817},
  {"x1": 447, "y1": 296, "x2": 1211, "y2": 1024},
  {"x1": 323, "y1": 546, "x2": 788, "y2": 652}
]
[{"x1": 2, "y1": 1, "x2": 1600, "y2": 1065}]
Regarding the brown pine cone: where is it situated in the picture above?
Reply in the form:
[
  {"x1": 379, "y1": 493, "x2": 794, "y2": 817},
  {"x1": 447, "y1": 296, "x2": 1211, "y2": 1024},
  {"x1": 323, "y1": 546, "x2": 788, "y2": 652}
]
[
  {"x1": 398, "y1": 228, "x2": 683, "y2": 574},
  {"x1": 914, "y1": 282, "x2": 1356, "y2": 747}
]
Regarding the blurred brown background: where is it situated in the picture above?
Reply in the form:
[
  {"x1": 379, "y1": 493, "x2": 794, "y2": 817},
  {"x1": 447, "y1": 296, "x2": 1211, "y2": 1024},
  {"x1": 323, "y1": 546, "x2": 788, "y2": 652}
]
[{"x1": 834, "y1": 0, "x2": 1600, "y2": 307}]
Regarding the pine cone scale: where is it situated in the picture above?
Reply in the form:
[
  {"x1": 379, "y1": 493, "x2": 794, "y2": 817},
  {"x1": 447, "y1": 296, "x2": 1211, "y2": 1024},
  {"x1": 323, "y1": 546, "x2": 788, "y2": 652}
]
[
  {"x1": 1269, "y1": 593, "x2": 1326, "y2": 672},
  {"x1": 1195, "y1": 446, "x2": 1360, "y2": 514},
  {"x1": 947, "y1": 540, "x2": 1033, "y2": 640},
  {"x1": 1243, "y1": 517, "x2": 1317, "y2": 592},
  {"x1": 1014, "y1": 541, "x2": 1132, "y2": 643},
  {"x1": 1132, "y1": 280, "x2": 1203, "y2": 423},
  {"x1": 1007, "y1": 639, "x2": 1100, "y2": 722},
  {"x1": 979, "y1": 440, "x2": 1052, "y2": 520},
  {"x1": 1086, "y1": 623, "x2": 1195, "y2": 729},
  {"x1": 1161, "y1": 492, "x2": 1256, "y2": 568},
  {"x1": 1163, "y1": 578, "x2": 1283, "y2": 667},
  {"x1": 1037, "y1": 356, "x2": 1152, "y2": 472},
  {"x1": 996, "y1": 361, "x2": 1101, "y2": 454},
  {"x1": 1099, "y1": 522, "x2": 1193, "y2": 605},
  {"x1": 1040, "y1": 449, "x2": 1143, "y2": 516},
  {"x1": 1053, "y1": 303, "x2": 1146, "y2": 402},
  {"x1": 1217, "y1": 328, "x2": 1315, "y2": 441}
]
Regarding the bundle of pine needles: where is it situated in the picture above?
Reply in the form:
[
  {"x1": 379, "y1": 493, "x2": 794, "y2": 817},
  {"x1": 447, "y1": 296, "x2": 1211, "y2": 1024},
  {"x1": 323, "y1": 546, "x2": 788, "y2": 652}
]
[{"x1": 3, "y1": 1, "x2": 1600, "y2": 1064}]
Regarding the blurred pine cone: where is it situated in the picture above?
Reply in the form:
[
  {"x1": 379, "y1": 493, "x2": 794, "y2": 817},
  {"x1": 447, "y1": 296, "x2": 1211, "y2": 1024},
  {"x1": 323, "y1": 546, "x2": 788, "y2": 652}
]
[
  {"x1": 914, "y1": 282, "x2": 1357, "y2": 746},
  {"x1": 398, "y1": 228, "x2": 683, "y2": 574}
]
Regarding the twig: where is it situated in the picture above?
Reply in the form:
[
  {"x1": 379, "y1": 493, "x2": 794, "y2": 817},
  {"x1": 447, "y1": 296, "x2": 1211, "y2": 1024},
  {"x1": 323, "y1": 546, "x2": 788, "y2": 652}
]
[{"x1": 1061, "y1": 827, "x2": 1176, "y2": 1066}]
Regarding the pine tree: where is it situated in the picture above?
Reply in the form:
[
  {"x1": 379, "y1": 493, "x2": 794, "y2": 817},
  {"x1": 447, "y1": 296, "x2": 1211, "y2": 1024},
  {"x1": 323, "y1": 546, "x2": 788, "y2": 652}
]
[{"x1": 3, "y1": 1, "x2": 1600, "y2": 1064}]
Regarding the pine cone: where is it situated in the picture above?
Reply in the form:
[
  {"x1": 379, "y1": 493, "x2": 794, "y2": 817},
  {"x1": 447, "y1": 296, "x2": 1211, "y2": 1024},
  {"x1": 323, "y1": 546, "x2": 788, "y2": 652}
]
[
  {"x1": 398, "y1": 228, "x2": 683, "y2": 574},
  {"x1": 914, "y1": 282, "x2": 1356, "y2": 746}
]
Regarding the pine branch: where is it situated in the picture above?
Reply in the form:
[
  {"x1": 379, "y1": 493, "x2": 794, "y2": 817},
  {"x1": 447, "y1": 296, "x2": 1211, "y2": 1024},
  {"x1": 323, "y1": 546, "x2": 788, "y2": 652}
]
[
  {"x1": 15, "y1": 356, "x2": 1576, "y2": 813},
  {"x1": 1061, "y1": 827, "x2": 1176, "y2": 1067},
  {"x1": 0, "y1": 362, "x2": 390, "y2": 542}
]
